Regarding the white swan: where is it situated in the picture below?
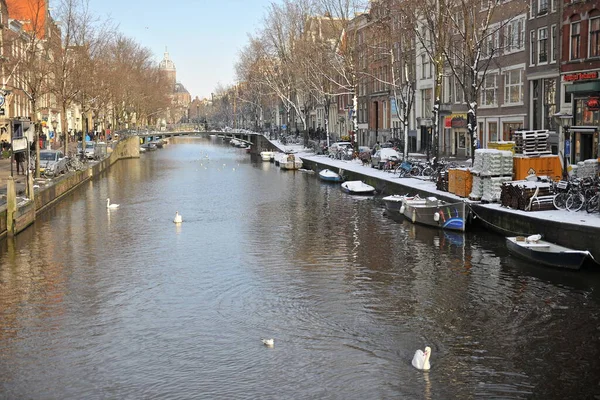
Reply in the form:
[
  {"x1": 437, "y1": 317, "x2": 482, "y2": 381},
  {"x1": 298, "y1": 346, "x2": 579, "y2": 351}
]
[
  {"x1": 412, "y1": 346, "x2": 431, "y2": 371},
  {"x1": 526, "y1": 234, "x2": 542, "y2": 243},
  {"x1": 261, "y1": 338, "x2": 274, "y2": 347},
  {"x1": 106, "y1": 198, "x2": 119, "y2": 209},
  {"x1": 173, "y1": 211, "x2": 183, "y2": 224}
]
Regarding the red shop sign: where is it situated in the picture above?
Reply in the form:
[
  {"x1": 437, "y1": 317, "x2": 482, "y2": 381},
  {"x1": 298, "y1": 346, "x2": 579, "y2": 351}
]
[
  {"x1": 587, "y1": 97, "x2": 600, "y2": 111},
  {"x1": 563, "y1": 71, "x2": 599, "y2": 82}
]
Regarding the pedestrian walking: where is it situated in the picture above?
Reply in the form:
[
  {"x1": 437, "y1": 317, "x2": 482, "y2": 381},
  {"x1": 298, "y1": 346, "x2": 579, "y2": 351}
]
[{"x1": 15, "y1": 152, "x2": 24, "y2": 174}]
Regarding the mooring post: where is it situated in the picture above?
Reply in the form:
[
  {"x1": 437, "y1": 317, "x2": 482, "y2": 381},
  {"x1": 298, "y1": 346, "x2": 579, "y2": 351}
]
[{"x1": 6, "y1": 176, "x2": 16, "y2": 236}]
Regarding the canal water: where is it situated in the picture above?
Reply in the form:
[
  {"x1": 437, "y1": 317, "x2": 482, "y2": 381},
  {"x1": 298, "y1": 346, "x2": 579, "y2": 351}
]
[{"x1": 1, "y1": 137, "x2": 599, "y2": 399}]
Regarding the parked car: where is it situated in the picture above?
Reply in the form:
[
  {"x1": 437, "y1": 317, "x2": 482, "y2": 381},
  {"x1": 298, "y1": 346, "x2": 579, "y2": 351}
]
[
  {"x1": 77, "y1": 142, "x2": 96, "y2": 159},
  {"x1": 371, "y1": 148, "x2": 400, "y2": 169},
  {"x1": 39, "y1": 149, "x2": 67, "y2": 176},
  {"x1": 328, "y1": 142, "x2": 353, "y2": 159}
]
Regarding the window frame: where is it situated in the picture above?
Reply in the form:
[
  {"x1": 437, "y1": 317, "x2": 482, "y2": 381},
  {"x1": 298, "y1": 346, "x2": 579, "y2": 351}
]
[
  {"x1": 504, "y1": 68, "x2": 524, "y2": 106},
  {"x1": 480, "y1": 72, "x2": 498, "y2": 107},
  {"x1": 571, "y1": 21, "x2": 581, "y2": 60},
  {"x1": 530, "y1": 30, "x2": 536, "y2": 66},
  {"x1": 550, "y1": 24, "x2": 557, "y2": 63},
  {"x1": 538, "y1": 27, "x2": 548, "y2": 64},
  {"x1": 590, "y1": 16, "x2": 600, "y2": 58}
]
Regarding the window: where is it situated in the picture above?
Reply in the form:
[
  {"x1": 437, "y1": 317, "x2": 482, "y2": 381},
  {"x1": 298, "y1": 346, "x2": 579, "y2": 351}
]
[
  {"x1": 454, "y1": 78, "x2": 464, "y2": 104},
  {"x1": 485, "y1": 28, "x2": 499, "y2": 56},
  {"x1": 530, "y1": 30, "x2": 536, "y2": 65},
  {"x1": 529, "y1": 0, "x2": 535, "y2": 19},
  {"x1": 551, "y1": 25, "x2": 557, "y2": 63},
  {"x1": 591, "y1": 17, "x2": 600, "y2": 58},
  {"x1": 421, "y1": 88, "x2": 432, "y2": 118},
  {"x1": 506, "y1": 17, "x2": 525, "y2": 53},
  {"x1": 489, "y1": 122, "x2": 498, "y2": 142},
  {"x1": 550, "y1": 0, "x2": 556, "y2": 12},
  {"x1": 538, "y1": 27, "x2": 548, "y2": 63},
  {"x1": 538, "y1": 0, "x2": 548, "y2": 14},
  {"x1": 421, "y1": 54, "x2": 431, "y2": 79},
  {"x1": 504, "y1": 69, "x2": 523, "y2": 105},
  {"x1": 571, "y1": 21, "x2": 581, "y2": 60},
  {"x1": 503, "y1": 122, "x2": 523, "y2": 141},
  {"x1": 481, "y1": 73, "x2": 497, "y2": 106}
]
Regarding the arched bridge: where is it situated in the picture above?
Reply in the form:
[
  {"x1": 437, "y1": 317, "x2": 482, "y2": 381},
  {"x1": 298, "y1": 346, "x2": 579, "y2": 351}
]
[{"x1": 134, "y1": 130, "x2": 280, "y2": 154}]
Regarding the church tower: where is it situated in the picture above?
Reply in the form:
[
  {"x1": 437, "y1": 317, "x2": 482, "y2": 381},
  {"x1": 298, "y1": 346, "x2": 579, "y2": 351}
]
[{"x1": 159, "y1": 48, "x2": 176, "y2": 89}]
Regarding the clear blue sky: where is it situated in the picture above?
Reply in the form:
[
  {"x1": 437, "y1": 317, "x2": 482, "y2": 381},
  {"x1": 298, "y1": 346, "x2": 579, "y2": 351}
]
[{"x1": 81, "y1": 0, "x2": 273, "y2": 100}]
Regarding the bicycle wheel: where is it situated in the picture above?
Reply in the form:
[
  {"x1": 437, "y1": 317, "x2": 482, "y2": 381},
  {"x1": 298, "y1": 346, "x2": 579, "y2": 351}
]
[
  {"x1": 421, "y1": 166, "x2": 434, "y2": 177},
  {"x1": 409, "y1": 166, "x2": 421, "y2": 177},
  {"x1": 566, "y1": 193, "x2": 585, "y2": 212},
  {"x1": 553, "y1": 193, "x2": 567, "y2": 210},
  {"x1": 586, "y1": 194, "x2": 599, "y2": 213}
]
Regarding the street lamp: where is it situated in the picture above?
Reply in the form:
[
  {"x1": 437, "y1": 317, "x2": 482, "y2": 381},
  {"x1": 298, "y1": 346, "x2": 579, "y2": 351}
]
[
  {"x1": 553, "y1": 112, "x2": 573, "y2": 180},
  {"x1": 51, "y1": 120, "x2": 58, "y2": 148}
]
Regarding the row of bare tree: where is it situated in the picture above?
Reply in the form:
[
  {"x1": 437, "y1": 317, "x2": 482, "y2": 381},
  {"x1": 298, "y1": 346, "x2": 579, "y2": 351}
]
[
  {"x1": 2, "y1": 0, "x2": 172, "y2": 176},
  {"x1": 224, "y1": 0, "x2": 526, "y2": 161}
]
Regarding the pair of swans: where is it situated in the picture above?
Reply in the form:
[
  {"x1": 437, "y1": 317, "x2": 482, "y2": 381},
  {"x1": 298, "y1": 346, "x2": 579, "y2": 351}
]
[{"x1": 107, "y1": 198, "x2": 183, "y2": 225}]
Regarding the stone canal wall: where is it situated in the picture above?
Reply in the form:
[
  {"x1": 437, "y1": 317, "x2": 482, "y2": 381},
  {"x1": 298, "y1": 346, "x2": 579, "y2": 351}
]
[
  {"x1": 0, "y1": 136, "x2": 140, "y2": 239},
  {"x1": 301, "y1": 157, "x2": 600, "y2": 261}
]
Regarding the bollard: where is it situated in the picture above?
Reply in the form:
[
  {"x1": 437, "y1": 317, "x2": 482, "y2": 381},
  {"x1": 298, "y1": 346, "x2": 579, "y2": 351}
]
[{"x1": 6, "y1": 176, "x2": 16, "y2": 236}]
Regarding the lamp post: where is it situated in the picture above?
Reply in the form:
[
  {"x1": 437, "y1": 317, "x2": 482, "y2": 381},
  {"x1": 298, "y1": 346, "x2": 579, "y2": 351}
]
[
  {"x1": 51, "y1": 120, "x2": 58, "y2": 149},
  {"x1": 553, "y1": 112, "x2": 573, "y2": 180}
]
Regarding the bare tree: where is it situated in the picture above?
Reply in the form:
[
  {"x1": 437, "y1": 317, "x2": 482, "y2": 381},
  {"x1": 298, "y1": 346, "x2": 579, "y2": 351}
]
[
  {"x1": 405, "y1": 0, "x2": 527, "y2": 162},
  {"x1": 5, "y1": 0, "x2": 53, "y2": 177}
]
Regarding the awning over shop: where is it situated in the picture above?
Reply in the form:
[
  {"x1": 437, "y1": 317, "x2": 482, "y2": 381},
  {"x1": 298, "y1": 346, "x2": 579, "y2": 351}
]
[{"x1": 566, "y1": 81, "x2": 600, "y2": 94}]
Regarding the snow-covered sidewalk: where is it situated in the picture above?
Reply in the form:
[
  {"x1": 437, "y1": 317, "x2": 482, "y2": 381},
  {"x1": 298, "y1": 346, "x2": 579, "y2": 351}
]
[{"x1": 270, "y1": 140, "x2": 600, "y2": 229}]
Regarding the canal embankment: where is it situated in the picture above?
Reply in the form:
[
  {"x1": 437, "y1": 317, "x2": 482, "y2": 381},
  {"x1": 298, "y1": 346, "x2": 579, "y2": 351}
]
[
  {"x1": 296, "y1": 152, "x2": 600, "y2": 261},
  {"x1": 0, "y1": 136, "x2": 140, "y2": 239}
]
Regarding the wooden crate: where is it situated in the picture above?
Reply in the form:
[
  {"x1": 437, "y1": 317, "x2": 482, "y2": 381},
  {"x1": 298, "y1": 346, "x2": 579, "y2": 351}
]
[
  {"x1": 513, "y1": 155, "x2": 562, "y2": 181},
  {"x1": 448, "y1": 169, "x2": 457, "y2": 194},
  {"x1": 451, "y1": 169, "x2": 472, "y2": 198}
]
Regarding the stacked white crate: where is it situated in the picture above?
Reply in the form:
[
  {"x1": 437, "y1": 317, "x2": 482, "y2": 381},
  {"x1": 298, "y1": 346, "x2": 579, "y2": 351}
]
[
  {"x1": 469, "y1": 149, "x2": 514, "y2": 201},
  {"x1": 482, "y1": 176, "x2": 513, "y2": 202},
  {"x1": 576, "y1": 159, "x2": 599, "y2": 178}
]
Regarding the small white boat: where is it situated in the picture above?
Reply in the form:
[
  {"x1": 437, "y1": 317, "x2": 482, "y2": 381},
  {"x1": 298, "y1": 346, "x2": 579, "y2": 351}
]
[
  {"x1": 401, "y1": 196, "x2": 467, "y2": 231},
  {"x1": 260, "y1": 151, "x2": 274, "y2": 161},
  {"x1": 279, "y1": 154, "x2": 302, "y2": 170},
  {"x1": 506, "y1": 235, "x2": 598, "y2": 270},
  {"x1": 382, "y1": 194, "x2": 411, "y2": 212},
  {"x1": 341, "y1": 180, "x2": 375, "y2": 195},
  {"x1": 318, "y1": 169, "x2": 343, "y2": 182}
]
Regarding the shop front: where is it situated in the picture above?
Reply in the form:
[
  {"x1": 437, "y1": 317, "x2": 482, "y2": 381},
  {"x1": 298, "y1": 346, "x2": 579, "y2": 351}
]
[
  {"x1": 565, "y1": 71, "x2": 600, "y2": 163},
  {"x1": 445, "y1": 113, "x2": 469, "y2": 157}
]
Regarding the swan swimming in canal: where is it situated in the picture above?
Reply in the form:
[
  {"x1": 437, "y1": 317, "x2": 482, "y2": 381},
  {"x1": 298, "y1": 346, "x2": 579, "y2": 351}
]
[
  {"x1": 173, "y1": 211, "x2": 183, "y2": 224},
  {"x1": 412, "y1": 346, "x2": 431, "y2": 371},
  {"x1": 262, "y1": 338, "x2": 274, "y2": 347},
  {"x1": 106, "y1": 198, "x2": 119, "y2": 209}
]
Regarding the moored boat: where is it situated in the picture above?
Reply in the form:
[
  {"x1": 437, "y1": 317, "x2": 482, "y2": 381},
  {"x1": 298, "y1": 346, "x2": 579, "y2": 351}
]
[
  {"x1": 506, "y1": 235, "x2": 597, "y2": 270},
  {"x1": 279, "y1": 154, "x2": 303, "y2": 170},
  {"x1": 382, "y1": 194, "x2": 411, "y2": 212},
  {"x1": 341, "y1": 180, "x2": 375, "y2": 195},
  {"x1": 401, "y1": 196, "x2": 467, "y2": 231},
  {"x1": 318, "y1": 169, "x2": 343, "y2": 182},
  {"x1": 260, "y1": 151, "x2": 274, "y2": 161}
]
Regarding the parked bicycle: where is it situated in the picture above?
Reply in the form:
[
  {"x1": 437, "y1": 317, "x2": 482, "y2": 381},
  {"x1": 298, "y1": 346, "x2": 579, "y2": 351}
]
[{"x1": 394, "y1": 160, "x2": 421, "y2": 177}]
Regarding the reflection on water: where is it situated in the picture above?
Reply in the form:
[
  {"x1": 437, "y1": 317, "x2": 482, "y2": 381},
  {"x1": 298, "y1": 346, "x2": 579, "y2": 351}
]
[{"x1": 1, "y1": 138, "x2": 599, "y2": 399}]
